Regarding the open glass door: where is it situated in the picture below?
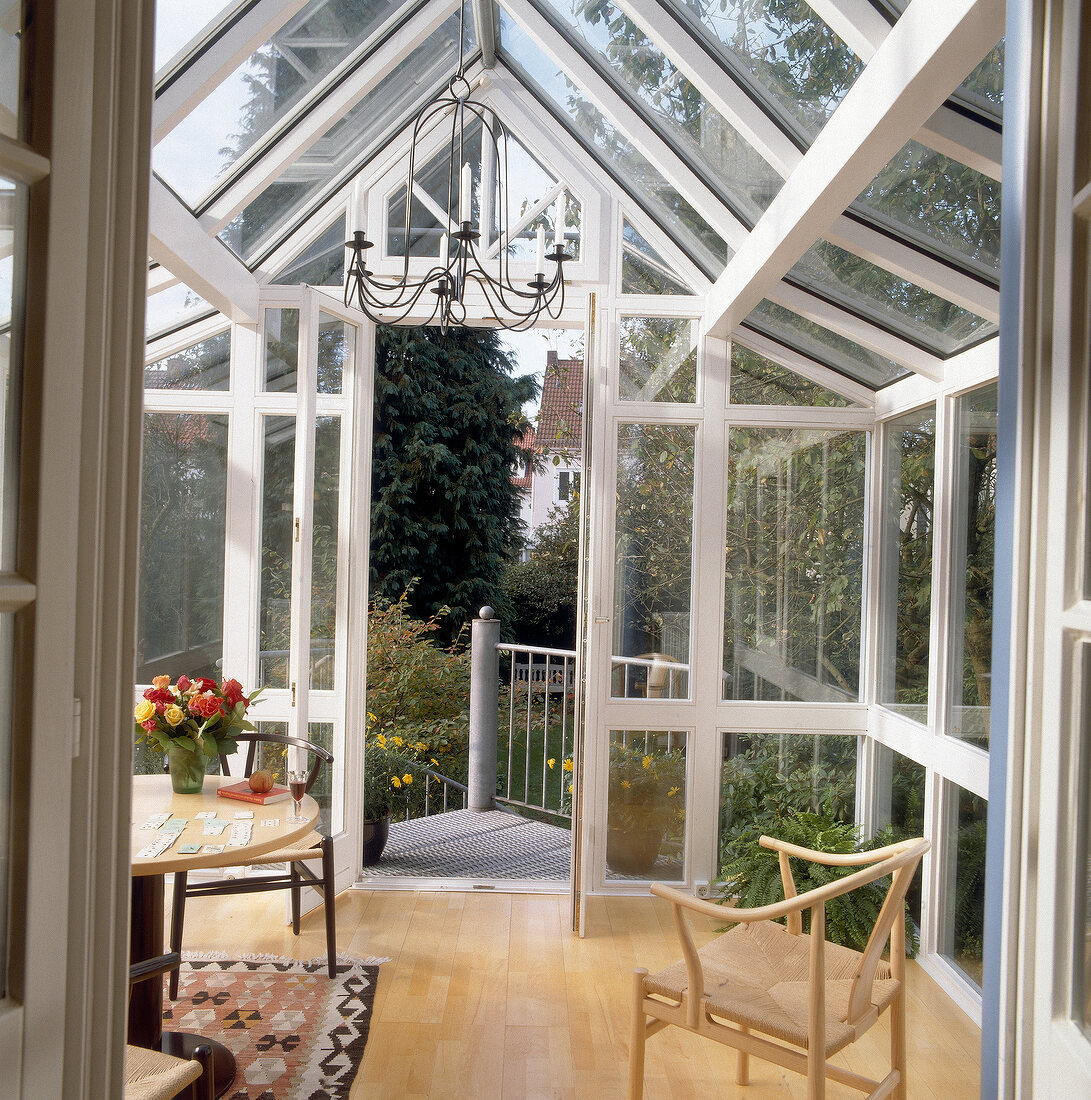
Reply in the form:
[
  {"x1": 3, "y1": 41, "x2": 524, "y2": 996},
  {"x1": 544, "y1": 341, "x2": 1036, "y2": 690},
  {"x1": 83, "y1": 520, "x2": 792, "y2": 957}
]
[{"x1": 254, "y1": 288, "x2": 371, "y2": 904}]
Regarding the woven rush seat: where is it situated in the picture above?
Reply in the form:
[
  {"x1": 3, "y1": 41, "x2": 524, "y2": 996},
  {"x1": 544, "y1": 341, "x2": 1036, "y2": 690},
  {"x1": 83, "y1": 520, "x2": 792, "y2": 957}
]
[
  {"x1": 643, "y1": 917, "x2": 899, "y2": 1056},
  {"x1": 242, "y1": 829, "x2": 325, "y2": 865},
  {"x1": 123, "y1": 1044, "x2": 202, "y2": 1100}
]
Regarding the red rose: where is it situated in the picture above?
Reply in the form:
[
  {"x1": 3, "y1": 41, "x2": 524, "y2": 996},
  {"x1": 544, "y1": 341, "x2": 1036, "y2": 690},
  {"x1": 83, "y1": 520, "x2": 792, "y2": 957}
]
[
  {"x1": 195, "y1": 677, "x2": 218, "y2": 693},
  {"x1": 221, "y1": 679, "x2": 248, "y2": 709},
  {"x1": 177, "y1": 675, "x2": 192, "y2": 692},
  {"x1": 200, "y1": 694, "x2": 221, "y2": 719}
]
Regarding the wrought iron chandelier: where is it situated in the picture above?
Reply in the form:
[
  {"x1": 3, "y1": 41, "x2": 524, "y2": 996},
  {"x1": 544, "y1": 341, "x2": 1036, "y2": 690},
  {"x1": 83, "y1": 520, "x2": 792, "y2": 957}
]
[{"x1": 343, "y1": 7, "x2": 571, "y2": 332}]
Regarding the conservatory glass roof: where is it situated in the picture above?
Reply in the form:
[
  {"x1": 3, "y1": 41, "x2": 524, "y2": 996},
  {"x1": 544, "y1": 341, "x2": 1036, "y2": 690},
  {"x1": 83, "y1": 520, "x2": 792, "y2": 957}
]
[{"x1": 148, "y1": 0, "x2": 1005, "y2": 389}]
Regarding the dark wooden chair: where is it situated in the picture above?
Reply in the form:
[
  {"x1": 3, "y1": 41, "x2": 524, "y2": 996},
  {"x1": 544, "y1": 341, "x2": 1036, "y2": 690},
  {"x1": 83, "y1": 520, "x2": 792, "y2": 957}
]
[
  {"x1": 167, "y1": 733, "x2": 337, "y2": 1000},
  {"x1": 127, "y1": 952, "x2": 214, "y2": 1100}
]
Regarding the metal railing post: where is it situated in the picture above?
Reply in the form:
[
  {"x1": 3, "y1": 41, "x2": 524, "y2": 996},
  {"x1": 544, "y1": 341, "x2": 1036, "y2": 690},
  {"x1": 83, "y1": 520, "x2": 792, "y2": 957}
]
[{"x1": 468, "y1": 606, "x2": 500, "y2": 811}]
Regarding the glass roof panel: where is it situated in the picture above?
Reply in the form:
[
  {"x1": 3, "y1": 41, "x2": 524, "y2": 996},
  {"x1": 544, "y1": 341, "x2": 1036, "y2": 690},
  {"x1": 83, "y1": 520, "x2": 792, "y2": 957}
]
[
  {"x1": 661, "y1": 0, "x2": 863, "y2": 143},
  {"x1": 742, "y1": 299, "x2": 909, "y2": 389},
  {"x1": 535, "y1": 0, "x2": 780, "y2": 224},
  {"x1": 154, "y1": 2, "x2": 243, "y2": 73},
  {"x1": 956, "y1": 38, "x2": 1004, "y2": 119},
  {"x1": 219, "y1": 11, "x2": 472, "y2": 265},
  {"x1": 851, "y1": 139, "x2": 1001, "y2": 280},
  {"x1": 497, "y1": 7, "x2": 730, "y2": 277},
  {"x1": 622, "y1": 219, "x2": 694, "y2": 295},
  {"x1": 154, "y1": 0, "x2": 415, "y2": 207},
  {"x1": 788, "y1": 239, "x2": 997, "y2": 357},
  {"x1": 729, "y1": 342, "x2": 856, "y2": 407},
  {"x1": 145, "y1": 276, "x2": 216, "y2": 340},
  {"x1": 270, "y1": 215, "x2": 346, "y2": 285}
]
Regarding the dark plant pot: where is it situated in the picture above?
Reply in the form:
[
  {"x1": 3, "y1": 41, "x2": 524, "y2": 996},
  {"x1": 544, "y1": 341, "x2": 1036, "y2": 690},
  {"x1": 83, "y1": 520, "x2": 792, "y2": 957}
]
[
  {"x1": 362, "y1": 815, "x2": 392, "y2": 866},
  {"x1": 606, "y1": 826, "x2": 662, "y2": 876}
]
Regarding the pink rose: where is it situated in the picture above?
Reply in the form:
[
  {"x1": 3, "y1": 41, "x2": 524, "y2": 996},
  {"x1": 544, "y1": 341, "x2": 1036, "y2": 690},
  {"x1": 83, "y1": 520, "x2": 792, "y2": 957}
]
[{"x1": 140, "y1": 718, "x2": 157, "y2": 731}]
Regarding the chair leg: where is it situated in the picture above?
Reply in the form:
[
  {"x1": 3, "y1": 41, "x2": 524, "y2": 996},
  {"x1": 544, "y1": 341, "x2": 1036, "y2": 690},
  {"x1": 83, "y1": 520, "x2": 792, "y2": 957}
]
[
  {"x1": 168, "y1": 871, "x2": 188, "y2": 1001},
  {"x1": 190, "y1": 1042, "x2": 215, "y2": 1100},
  {"x1": 736, "y1": 1026, "x2": 750, "y2": 1085},
  {"x1": 290, "y1": 863, "x2": 301, "y2": 935},
  {"x1": 627, "y1": 969, "x2": 648, "y2": 1100},
  {"x1": 807, "y1": 1049, "x2": 826, "y2": 1100},
  {"x1": 321, "y1": 835, "x2": 337, "y2": 978},
  {"x1": 890, "y1": 983, "x2": 907, "y2": 1100}
]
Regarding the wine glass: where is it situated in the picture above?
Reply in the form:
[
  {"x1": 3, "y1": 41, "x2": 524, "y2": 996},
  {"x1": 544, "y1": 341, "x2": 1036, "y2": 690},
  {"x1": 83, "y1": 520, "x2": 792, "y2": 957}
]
[{"x1": 287, "y1": 769, "x2": 308, "y2": 823}]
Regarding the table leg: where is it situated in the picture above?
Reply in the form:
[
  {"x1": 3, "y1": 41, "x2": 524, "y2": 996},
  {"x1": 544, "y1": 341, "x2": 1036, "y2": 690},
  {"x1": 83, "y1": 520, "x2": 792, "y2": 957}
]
[{"x1": 130, "y1": 874, "x2": 237, "y2": 1097}]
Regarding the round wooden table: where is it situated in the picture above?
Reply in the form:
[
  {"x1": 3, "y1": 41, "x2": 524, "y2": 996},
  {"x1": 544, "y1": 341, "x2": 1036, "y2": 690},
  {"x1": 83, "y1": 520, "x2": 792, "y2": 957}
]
[{"x1": 130, "y1": 774, "x2": 319, "y2": 1097}]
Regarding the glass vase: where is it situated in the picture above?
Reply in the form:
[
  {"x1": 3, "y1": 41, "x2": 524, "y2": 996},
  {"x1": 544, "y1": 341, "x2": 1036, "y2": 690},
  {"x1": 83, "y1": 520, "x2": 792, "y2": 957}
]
[{"x1": 167, "y1": 743, "x2": 207, "y2": 794}]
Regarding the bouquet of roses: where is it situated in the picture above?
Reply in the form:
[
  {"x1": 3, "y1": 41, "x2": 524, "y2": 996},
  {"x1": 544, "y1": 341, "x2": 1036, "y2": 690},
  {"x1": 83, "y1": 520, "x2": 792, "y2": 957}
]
[{"x1": 134, "y1": 674, "x2": 262, "y2": 758}]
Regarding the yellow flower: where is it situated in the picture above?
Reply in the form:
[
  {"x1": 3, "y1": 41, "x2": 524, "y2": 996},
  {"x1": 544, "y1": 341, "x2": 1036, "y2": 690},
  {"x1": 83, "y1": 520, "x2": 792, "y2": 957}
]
[
  {"x1": 163, "y1": 704, "x2": 185, "y2": 728},
  {"x1": 563, "y1": 759, "x2": 573, "y2": 772},
  {"x1": 621, "y1": 779, "x2": 632, "y2": 789},
  {"x1": 402, "y1": 773, "x2": 413, "y2": 785},
  {"x1": 641, "y1": 756, "x2": 651, "y2": 769},
  {"x1": 134, "y1": 700, "x2": 155, "y2": 723},
  {"x1": 668, "y1": 786, "x2": 680, "y2": 796},
  {"x1": 377, "y1": 733, "x2": 387, "y2": 748},
  {"x1": 367, "y1": 712, "x2": 378, "y2": 723},
  {"x1": 392, "y1": 736, "x2": 404, "y2": 746},
  {"x1": 391, "y1": 776, "x2": 402, "y2": 789},
  {"x1": 415, "y1": 742, "x2": 427, "y2": 752},
  {"x1": 567, "y1": 783, "x2": 573, "y2": 793},
  {"x1": 547, "y1": 758, "x2": 556, "y2": 770},
  {"x1": 430, "y1": 758, "x2": 439, "y2": 766}
]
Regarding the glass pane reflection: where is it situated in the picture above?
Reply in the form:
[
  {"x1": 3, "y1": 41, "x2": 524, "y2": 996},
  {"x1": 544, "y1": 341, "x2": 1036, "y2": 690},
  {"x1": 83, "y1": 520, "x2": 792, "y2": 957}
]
[
  {"x1": 310, "y1": 416, "x2": 341, "y2": 689},
  {"x1": 618, "y1": 316, "x2": 697, "y2": 403},
  {"x1": 259, "y1": 416, "x2": 296, "y2": 688}
]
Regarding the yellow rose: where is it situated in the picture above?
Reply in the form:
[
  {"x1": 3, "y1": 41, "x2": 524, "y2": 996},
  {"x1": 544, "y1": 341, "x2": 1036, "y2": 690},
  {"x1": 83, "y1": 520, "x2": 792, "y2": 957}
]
[
  {"x1": 163, "y1": 704, "x2": 185, "y2": 728},
  {"x1": 134, "y1": 700, "x2": 155, "y2": 723}
]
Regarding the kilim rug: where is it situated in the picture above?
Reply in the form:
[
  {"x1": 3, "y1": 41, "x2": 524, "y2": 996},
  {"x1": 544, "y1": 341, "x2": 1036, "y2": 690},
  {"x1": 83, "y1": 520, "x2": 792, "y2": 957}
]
[{"x1": 163, "y1": 953, "x2": 382, "y2": 1099}]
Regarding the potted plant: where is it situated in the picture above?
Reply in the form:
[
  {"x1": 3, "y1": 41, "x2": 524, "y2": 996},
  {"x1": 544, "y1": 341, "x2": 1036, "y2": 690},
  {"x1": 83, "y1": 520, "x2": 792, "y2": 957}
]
[
  {"x1": 361, "y1": 725, "x2": 426, "y2": 864},
  {"x1": 134, "y1": 674, "x2": 261, "y2": 793},
  {"x1": 606, "y1": 740, "x2": 686, "y2": 875}
]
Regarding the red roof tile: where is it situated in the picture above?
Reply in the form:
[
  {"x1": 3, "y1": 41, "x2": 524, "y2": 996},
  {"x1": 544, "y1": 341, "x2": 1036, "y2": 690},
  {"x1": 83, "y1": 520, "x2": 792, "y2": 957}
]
[{"x1": 537, "y1": 350, "x2": 582, "y2": 451}]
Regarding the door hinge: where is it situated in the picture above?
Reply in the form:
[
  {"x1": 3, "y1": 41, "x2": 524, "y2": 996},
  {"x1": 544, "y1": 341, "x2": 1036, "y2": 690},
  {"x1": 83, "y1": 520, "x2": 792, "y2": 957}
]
[
  {"x1": 291, "y1": 682, "x2": 297, "y2": 707},
  {"x1": 294, "y1": 517, "x2": 301, "y2": 542}
]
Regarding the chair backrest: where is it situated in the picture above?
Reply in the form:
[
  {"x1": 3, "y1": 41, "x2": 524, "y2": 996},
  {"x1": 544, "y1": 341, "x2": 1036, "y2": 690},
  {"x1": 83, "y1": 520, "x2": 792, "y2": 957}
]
[{"x1": 219, "y1": 732, "x2": 333, "y2": 794}]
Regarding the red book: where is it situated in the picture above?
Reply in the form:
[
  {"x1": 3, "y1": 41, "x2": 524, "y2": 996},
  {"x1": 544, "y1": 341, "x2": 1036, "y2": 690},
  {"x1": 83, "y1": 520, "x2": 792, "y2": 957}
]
[{"x1": 216, "y1": 780, "x2": 291, "y2": 805}]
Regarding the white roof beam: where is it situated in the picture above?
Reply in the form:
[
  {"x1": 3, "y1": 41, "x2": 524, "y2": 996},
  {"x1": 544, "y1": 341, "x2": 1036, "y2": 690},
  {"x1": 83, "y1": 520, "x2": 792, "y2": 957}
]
[
  {"x1": 807, "y1": 0, "x2": 1002, "y2": 178},
  {"x1": 824, "y1": 217, "x2": 999, "y2": 322},
  {"x1": 612, "y1": 0, "x2": 998, "y2": 317},
  {"x1": 148, "y1": 177, "x2": 260, "y2": 323},
  {"x1": 502, "y1": 0, "x2": 748, "y2": 253},
  {"x1": 766, "y1": 282, "x2": 944, "y2": 379},
  {"x1": 200, "y1": 0, "x2": 460, "y2": 234},
  {"x1": 703, "y1": 0, "x2": 1004, "y2": 343},
  {"x1": 609, "y1": 0, "x2": 800, "y2": 177},
  {"x1": 472, "y1": 0, "x2": 498, "y2": 68},
  {"x1": 153, "y1": 0, "x2": 311, "y2": 143}
]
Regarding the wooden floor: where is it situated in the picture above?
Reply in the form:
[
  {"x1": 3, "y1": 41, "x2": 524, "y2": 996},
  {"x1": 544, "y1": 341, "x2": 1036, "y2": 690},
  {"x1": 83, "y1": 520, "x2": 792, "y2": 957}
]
[{"x1": 179, "y1": 887, "x2": 981, "y2": 1099}]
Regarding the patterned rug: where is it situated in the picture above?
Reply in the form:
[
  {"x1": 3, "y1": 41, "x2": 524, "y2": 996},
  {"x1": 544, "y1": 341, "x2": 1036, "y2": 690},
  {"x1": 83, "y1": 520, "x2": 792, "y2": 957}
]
[{"x1": 163, "y1": 954, "x2": 381, "y2": 1099}]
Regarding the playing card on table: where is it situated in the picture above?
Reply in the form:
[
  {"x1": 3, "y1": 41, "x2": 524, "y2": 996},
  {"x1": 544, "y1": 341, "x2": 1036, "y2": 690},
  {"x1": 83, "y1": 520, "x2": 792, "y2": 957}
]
[
  {"x1": 227, "y1": 823, "x2": 253, "y2": 846},
  {"x1": 200, "y1": 844, "x2": 224, "y2": 854},
  {"x1": 233, "y1": 810, "x2": 254, "y2": 820},
  {"x1": 160, "y1": 819, "x2": 187, "y2": 833},
  {"x1": 139, "y1": 813, "x2": 171, "y2": 830},
  {"x1": 202, "y1": 822, "x2": 226, "y2": 836},
  {"x1": 261, "y1": 818, "x2": 279, "y2": 827},
  {"x1": 178, "y1": 844, "x2": 201, "y2": 854},
  {"x1": 195, "y1": 810, "x2": 217, "y2": 820}
]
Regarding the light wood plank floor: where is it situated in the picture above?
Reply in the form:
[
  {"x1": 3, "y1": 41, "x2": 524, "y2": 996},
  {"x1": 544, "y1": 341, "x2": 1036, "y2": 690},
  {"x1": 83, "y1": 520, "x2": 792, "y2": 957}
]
[{"x1": 179, "y1": 887, "x2": 981, "y2": 1099}]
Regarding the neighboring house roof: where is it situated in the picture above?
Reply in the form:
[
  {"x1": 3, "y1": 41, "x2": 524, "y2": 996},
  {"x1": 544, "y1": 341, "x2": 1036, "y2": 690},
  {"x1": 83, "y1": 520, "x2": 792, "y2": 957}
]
[{"x1": 537, "y1": 351, "x2": 583, "y2": 453}]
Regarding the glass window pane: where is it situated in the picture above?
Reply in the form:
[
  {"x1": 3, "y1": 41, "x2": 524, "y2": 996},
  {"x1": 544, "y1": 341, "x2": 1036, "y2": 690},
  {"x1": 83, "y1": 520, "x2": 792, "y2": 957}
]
[
  {"x1": 307, "y1": 721, "x2": 335, "y2": 834},
  {"x1": 264, "y1": 307, "x2": 299, "y2": 392},
  {"x1": 137, "y1": 413, "x2": 229, "y2": 682},
  {"x1": 155, "y1": 2, "x2": 242, "y2": 72},
  {"x1": 788, "y1": 240, "x2": 997, "y2": 357},
  {"x1": 612, "y1": 424, "x2": 695, "y2": 699},
  {"x1": 0, "y1": 1, "x2": 26, "y2": 141},
  {"x1": 873, "y1": 745, "x2": 926, "y2": 927},
  {"x1": 941, "y1": 782, "x2": 987, "y2": 988},
  {"x1": 317, "y1": 312, "x2": 350, "y2": 395},
  {"x1": 948, "y1": 383, "x2": 997, "y2": 747},
  {"x1": 853, "y1": 140, "x2": 1002, "y2": 279},
  {"x1": 621, "y1": 220, "x2": 694, "y2": 296},
  {"x1": 220, "y1": 11, "x2": 473, "y2": 264},
  {"x1": 0, "y1": 177, "x2": 27, "y2": 572},
  {"x1": 606, "y1": 730, "x2": 687, "y2": 881},
  {"x1": 153, "y1": 0, "x2": 410, "y2": 206},
  {"x1": 259, "y1": 416, "x2": 296, "y2": 688},
  {"x1": 743, "y1": 300, "x2": 909, "y2": 389},
  {"x1": 957, "y1": 38, "x2": 1005, "y2": 118},
  {"x1": 878, "y1": 406, "x2": 935, "y2": 721},
  {"x1": 498, "y1": 8, "x2": 730, "y2": 278},
  {"x1": 719, "y1": 732, "x2": 858, "y2": 857},
  {"x1": 724, "y1": 428, "x2": 866, "y2": 701},
  {"x1": 272, "y1": 215, "x2": 347, "y2": 286},
  {"x1": 310, "y1": 416, "x2": 341, "y2": 689},
  {"x1": 144, "y1": 329, "x2": 231, "y2": 391},
  {"x1": 619, "y1": 316, "x2": 697, "y2": 403},
  {"x1": 661, "y1": 0, "x2": 863, "y2": 143},
  {"x1": 729, "y1": 342, "x2": 854, "y2": 407},
  {"x1": 145, "y1": 277, "x2": 216, "y2": 341},
  {"x1": 537, "y1": 0, "x2": 781, "y2": 224}
]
